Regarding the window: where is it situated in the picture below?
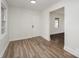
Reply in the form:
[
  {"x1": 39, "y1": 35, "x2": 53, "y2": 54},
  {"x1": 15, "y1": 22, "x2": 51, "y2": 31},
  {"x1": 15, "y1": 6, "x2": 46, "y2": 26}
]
[
  {"x1": 1, "y1": 3, "x2": 6, "y2": 34},
  {"x1": 54, "y1": 18, "x2": 59, "y2": 28}
]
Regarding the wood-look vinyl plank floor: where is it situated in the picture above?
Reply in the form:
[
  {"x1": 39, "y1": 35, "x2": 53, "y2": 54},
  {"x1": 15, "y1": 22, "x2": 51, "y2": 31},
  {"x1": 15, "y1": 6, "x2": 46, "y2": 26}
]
[{"x1": 3, "y1": 36, "x2": 76, "y2": 58}]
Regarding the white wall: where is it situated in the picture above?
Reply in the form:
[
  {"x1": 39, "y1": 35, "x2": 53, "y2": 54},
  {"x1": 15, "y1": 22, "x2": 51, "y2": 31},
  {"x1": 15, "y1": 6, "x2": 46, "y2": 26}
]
[
  {"x1": 0, "y1": 0, "x2": 9, "y2": 57},
  {"x1": 0, "y1": 35, "x2": 9, "y2": 57},
  {"x1": 40, "y1": 0, "x2": 64, "y2": 41},
  {"x1": 8, "y1": 7, "x2": 41, "y2": 41},
  {"x1": 41, "y1": 0, "x2": 79, "y2": 57},
  {"x1": 64, "y1": 0, "x2": 79, "y2": 57},
  {"x1": 50, "y1": 12, "x2": 64, "y2": 35}
]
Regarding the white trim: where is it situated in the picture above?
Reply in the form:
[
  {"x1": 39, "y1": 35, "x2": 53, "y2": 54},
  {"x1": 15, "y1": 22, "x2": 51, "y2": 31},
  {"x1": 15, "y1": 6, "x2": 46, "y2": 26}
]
[
  {"x1": 1, "y1": 0, "x2": 8, "y2": 8},
  {"x1": 64, "y1": 47, "x2": 79, "y2": 57},
  {"x1": 9, "y1": 37, "x2": 32, "y2": 41},
  {"x1": 42, "y1": 36, "x2": 50, "y2": 41},
  {"x1": 0, "y1": 0, "x2": 8, "y2": 40},
  {"x1": 0, "y1": 41, "x2": 9, "y2": 57},
  {"x1": 9, "y1": 36, "x2": 50, "y2": 42},
  {"x1": 9, "y1": 36, "x2": 41, "y2": 41},
  {"x1": 0, "y1": 33, "x2": 7, "y2": 40}
]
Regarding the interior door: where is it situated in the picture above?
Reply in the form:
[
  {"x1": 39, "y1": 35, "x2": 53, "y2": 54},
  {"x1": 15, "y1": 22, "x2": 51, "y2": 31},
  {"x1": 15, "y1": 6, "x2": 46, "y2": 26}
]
[
  {"x1": 17, "y1": 11, "x2": 39, "y2": 39},
  {"x1": 25, "y1": 13, "x2": 39, "y2": 38},
  {"x1": 32, "y1": 15, "x2": 39, "y2": 37},
  {"x1": 25, "y1": 18, "x2": 33, "y2": 38}
]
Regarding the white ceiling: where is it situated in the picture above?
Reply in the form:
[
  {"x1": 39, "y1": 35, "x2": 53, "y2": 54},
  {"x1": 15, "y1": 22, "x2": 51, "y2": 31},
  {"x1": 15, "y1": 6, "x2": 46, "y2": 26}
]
[
  {"x1": 55, "y1": 7, "x2": 64, "y2": 14},
  {"x1": 7, "y1": 0, "x2": 61, "y2": 11},
  {"x1": 50, "y1": 7, "x2": 64, "y2": 14}
]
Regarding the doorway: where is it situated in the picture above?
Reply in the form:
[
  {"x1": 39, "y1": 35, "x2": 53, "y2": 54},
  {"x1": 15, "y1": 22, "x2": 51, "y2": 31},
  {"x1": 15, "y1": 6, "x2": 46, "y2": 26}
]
[{"x1": 49, "y1": 7, "x2": 64, "y2": 48}]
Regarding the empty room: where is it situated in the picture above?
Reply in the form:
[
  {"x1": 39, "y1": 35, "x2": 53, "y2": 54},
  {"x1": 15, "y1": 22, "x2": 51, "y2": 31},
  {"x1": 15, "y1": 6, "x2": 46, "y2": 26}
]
[{"x1": 0, "y1": 0, "x2": 79, "y2": 58}]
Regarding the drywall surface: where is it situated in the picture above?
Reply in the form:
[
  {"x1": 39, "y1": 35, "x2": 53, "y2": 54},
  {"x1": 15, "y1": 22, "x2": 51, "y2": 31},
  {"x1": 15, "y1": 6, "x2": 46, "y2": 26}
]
[
  {"x1": 0, "y1": 35, "x2": 9, "y2": 57},
  {"x1": 8, "y1": 7, "x2": 41, "y2": 41},
  {"x1": 50, "y1": 12, "x2": 64, "y2": 35},
  {"x1": 41, "y1": 0, "x2": 79, "y2": 57},
  {"x1": 0, "y1": 0, "x2": 9, "y2": 57},
  {"x1": 64, "y1": 0, "x2": 79, "y2": 57},
  {"x1": 40, "y1": 0, "x2": 64, "y2": 41}
]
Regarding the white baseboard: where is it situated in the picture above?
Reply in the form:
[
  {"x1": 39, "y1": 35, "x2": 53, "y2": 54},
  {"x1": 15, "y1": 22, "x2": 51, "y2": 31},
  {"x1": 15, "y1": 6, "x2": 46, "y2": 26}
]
[
  {"x1": 41, "y1": 35, "x2": 51, "y2": 41},
  {"x1": 0, "y1": 41, "x2": 9, "y2": 57},
  {"x1": 9, "y1": 37, "x2": 32, "y2": 41},
  {"x1": 9, "y1": 36, "x2": 41, "y2": 41},
  {"x1": 9, "y1": 35, "x2": 50, "y2": 42},
  {"x1": 64, "y1": 47, "x2": 79, "y2": 57}
]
